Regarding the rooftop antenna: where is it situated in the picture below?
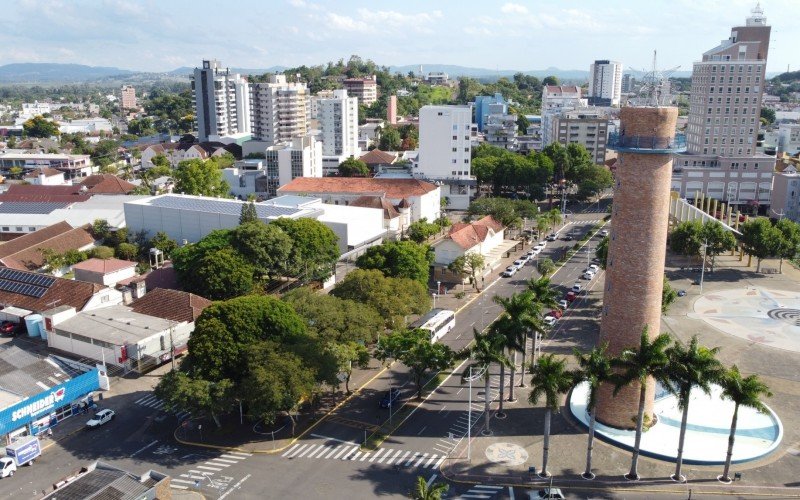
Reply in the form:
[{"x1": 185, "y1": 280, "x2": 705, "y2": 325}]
[{"x1": 629, "y1": 50, "x2": 680, "y2": 107}]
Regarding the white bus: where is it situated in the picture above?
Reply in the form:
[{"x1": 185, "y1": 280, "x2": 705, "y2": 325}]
[{"x1": 409, "y1": 308, "x2": 456, "y2": 343}]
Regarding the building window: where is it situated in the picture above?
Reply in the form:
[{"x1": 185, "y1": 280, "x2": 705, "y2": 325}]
[
  {"x1": 452, "y1": 135, "x2": 457, "y2": 140},
  {"x1": 15, "y1": 227, "x2": 22, "y2": 232},
  {"x1": 1, "y1": 227, "x2": 7, "y2": 232}
]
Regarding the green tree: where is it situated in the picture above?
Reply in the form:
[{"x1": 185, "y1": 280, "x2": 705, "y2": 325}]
[
  {"x1": 760, "y1": 107, "x2": 776, "y2": 125},
  {"x1": 537, "y1": 257, "x2": 556, "y2": 276},
  {"x1": 523, "y1": 277, "x2": 557, "y2": 376},
  {"x1": 115, "y1": 242, "x2": 139, "y2": 261},
  {"x1": 173, "y1": 159, "x2": 230, "y2": 197},
  {"x1": 239, "y1": 201, "x2": 258, "y2": 225},
  {"x1": 492, "y1": 291, "x2": 540, "y2": 407},
  {"x1": 92, "y1": 219, "x2": 111, "y2": 240},
  {"x1": 529, "y1": 353, "x2": 573, "y2": 478},
  {"x1": 91, "y1": 139, "x2": 120, "y2": 168},
  {"x1": 595, "y1": 236, "x2": 609, "y2": 269},
  {"x1": 214, "y1": 152, "x2": 236, "y2": 169},
  {"x1": 23, "y1": 115, "x2": 60, "y2": 138},
  {"x1": 665, "y1": 336, "x2": 724, "y2": 482},
  {"x1": 155, "y1": 371, "x2": 234, "y2": 428},
  {"x1": 378, "y1": 127, "x2": 402, "y2": 150},
  {"x1": 271, "y1": 218, "x2": 339, "y2": 282},
  {"x1": 127, "y1": 117, "x2": 156, "y2": 136},
  {"x1": 232, "y1": 221, "x2": 293, "y2": 280},
  {"x1": 670, "y1": 220, "x2": 704, "y2": 263},
  {"x1": 356, "y1": 240, "x2": 433, "y2": 284},
  {"x1": 718, "y1": 366, "x2": 772, "y2": 483},
  {"x1": 542, "y1": 76, "x2": 559, "y2": 86},
  {"x1": 338, "y1": 157, "x2": 370, "y2": 177},
  {"x1": 572, "y1": 344, "x2": 613, "y2": 480},
  {"x1": 376, "y1": 328, "x2": 455, "y2": 399},
  {"x1": 662, "y1": 275, "x2": 678, "y2": 313},
  {"x1": 700, "y1": 221, "x2": 737, "y2": 272},
  {"x1": 325, "y1": 341, "x2": 370, "y2": 394},
  {"x1": 516, "y1": 114, "x2": 530, "y2": 135},
  {"x1": 447, "y1": 253, "x2": 486, "y2": 291},
  {"x1": 331, "y1": 269, "x2": 430, "y2": 328},
  {"x1": 575, "y1": 165, "x2": 613, "y2": 201},
  {"x1": 149, "y1": 231, "x2": 178, "y2": 258},
  {"x1": 775, "y1": 218, "x2": 800, "y2": 273},
  {"x1": 460, "y1": 329, "x2": 508, "y2": 435},
  {"x1": 411, "y1": 475, "x2": 449, "y2": 500},
  {"x1": 739, "y1": 218, "x2": 781, "y2": 272},
  {"x1": 192, "y1": 248, "x2": 255, "y2": 300},
  {"x1": 406, "y1": 218, "x2": 440, "y2": 243},
  {"x1": 89, "y1": 246, "x2": 115, "y2": 260},
  {"x1": 611, "y1": 327, "x2": 673, "y2": 481}
]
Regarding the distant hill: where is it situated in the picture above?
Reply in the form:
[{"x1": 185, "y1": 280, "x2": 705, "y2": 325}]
[
  {"x1": 0, "y1": 63, "x2": 135, "y2": 83},
  {"x1": 772, "y1": 70, "x2": 800, "y2": 83}
]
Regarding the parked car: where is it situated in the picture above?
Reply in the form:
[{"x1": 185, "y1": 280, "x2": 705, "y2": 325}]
[
  {"x1": 546, "y1": 234, "x2": 557, "y2": 242},
  {"x1": 563, "y1": 234, "x2": 574, "y2": 241},
  {"x1": 514, "y1": 259, "x2": 526, "y2": 266},
  {"x1": 549, "y1": 309, "x2": 563, "y2": 319},
  {"x1": 0, "y1": 321, "x2": 17, "y2": 336},
  {"x1": 543, "y1": 315, "x2": 557, "y2": 327},
  {"x1": 588, "y1": 264, "x2": 600, "y2": 272},
  {"x1": 379, "y1": 388, "x2": 401, "y2": 409},
  {"x1": 526, "y1": 249, "x2": 538, "y2": 257},
  {"x1": 558, "y1": 299, "x2": 568, "y2": 310},
  {"x1": 582, "y1": 272, "x2": 595, "y2": 280},
  {"x1": 571, "y1": 283, "x2": 583, "y2": 292},
  {"x1": 501, "y1": 266, "x2": 518, "y2": 278},
  {"x1": 534, "y1": 242, "x2": 546, "y2": 250},
  {"x1": 599, "y1": 229, "x2": 609, "y2": 237},
  {"x1": 86, "y1": 409, "x2": 115, "y2": 428},
  {"x1": 565, "y1": 291, "x2": 577, "y2": 302}
]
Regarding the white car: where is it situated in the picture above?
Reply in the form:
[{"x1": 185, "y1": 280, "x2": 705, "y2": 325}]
[
  {"x1": 501, "y1": 266, "x2": 518, "y2": 278},
  {"x1": 588, "y1": 264, "x2": 600, "y2": 272},
  {"x1": 543, "y1": 315, "x2": 557, "y2": 327},
  {"x1": 599, "y1": 229, "x2": 609, "y2": 237},
  {"x1": 514, "y1": 258, "x2": 526, "y2": 266},
  {"x1": 558, "y1": 299, "x2": 568, "y2": 310},
  {"x1": 534, "y1": 243, "x2": 545, "y2": 251},
  {"x1": 86, "y1": 409, "x2": 115, "y2": 428},
  {"x1": 582, "y1": 272, "x2": 595, "y2": 280},
  {"x1": 571, "y1": 283, "x2": 583, "y2": 293}
]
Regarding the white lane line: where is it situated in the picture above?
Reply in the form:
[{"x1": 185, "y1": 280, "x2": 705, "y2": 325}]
[
  {"x1": 349, "y1": 452, "x2": 363, "y2": 461},
  {"x1": 130, "y1": 439, "x2": 158, "y2": 458},
  {"x1": 206, "y1": 461, "x2": 231, "y2": 467},
  {"x1": 310, "y1": 433, "x2": 360, "y2": 446},
  {"x1": 341, "y1": 448, "x2": 359, "y2": 460},
  {"x1": 220, "y1": 454, "x2": 246, "y2": 460},
  {"x1": 426, "y1": 474, "x2": 438, "y2": 487},
  {"x1": 358, "y1": 451, "x2": 372, "y2": 462},
  {"x1": 438, "y1": 405, "x2": 447, "y2": 413},
  {"x1": 423, "y1": 455, "x2": 439, "y2": 468},
  {"x1": 377, "y1": 450, "x2": 394, "y2": 464},
  {"x1": 135, "y1": 394, "x2": 155, "y2": 404},
  {"x1": 218, "y1": 474, "x2": 251, "y2": 500},
  {"x1": 404, "y1": 452, "x2": 420, "y2": 466},
  {"x1": 228, "y1": 451, "x2": 252, "y2": 457},
  {"x1": 433, "y1": 455, "x2": 447, "y2": 468},
  {"x1": 322, "y1": 446, "x2": 342, "y2": 459},
  {"x1": 460, "y1": 494, "x2": 492, "y2": 499},
  {"x1": 368, "y1": 448, "x2": 386, "y2": 462},
  {"x1": 333, "y1": 446, "x2": 355, "y2": 459},
  {"x1": 189, "y1": 470, "x2": 211, "y2": 476},
  {"x1": 509, "y1": 485, "x2": 515, "y2": 500},
  {"x1": 295, "y1": 445, "x2": 319, "y2": 458},
  {"x1": 171, "y1": 479, "x2": 195, "y2": 485},
  {"x1": 413, "y1": 453, "x2": 429, "y2": 467},
  {"x1": 283, "y1": 443, "x2": 306, "y2": 458},
  {"x1": 384, "y1": 449, "x2": 404, "y2": 465},
  {"x1": 196, "y1": 465, "x2": 222, "y2": 471},
  {"x1": 170, "y1": 484, "x2": 189, "y2": 490},
  {"x1": 456, "y1": 388, "x2": 463, "y2": 395},
  {"x1": 474, "y1": 485, "x2": 503, "y2": 490},
  {"x1": 181, "y1": 474, "x2": 205, "y2": 480},
  {"x1": 417, "y1": 426, "x2": 428, "y2": 435},
  {"x1": 396, "y1": 450, "x2": 412, "y2": 465}
]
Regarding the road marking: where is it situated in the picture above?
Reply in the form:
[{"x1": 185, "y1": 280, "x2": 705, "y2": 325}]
[
  {"x1": 358, "y1": 451, "x2": 372, "y2": 462},
  {"x1": 333, "y1": 446, "x2": 355, "y2": 459},
  {"x1": 310, "y1": 433, "x2": 360, "y2": 446},
  {"x1": 189, "y1": 470, "x2": 211, "y2": 476},
  {"x1": 296, "y1": 446, "x2": 318, "y2": 458},
  {"x1": 397, "y1": 450, "x2": 412, "y2": 465},
  {"x1": 349, "y1": 451, "x2": 363, "y2": 461},
  {"x1": 438, "y1": 405, "x2": 447, "y2": 412},
  {"x1": 227, "y1": 451, "x2": 252, "y2": 457},
  {"x1": 426, "y1": 473, "x2": 438, "y2": 487},
  {"x1": 170, "y1": 484, "x2": 188, "y2": 490},
  {"x1": 306, "y1": 445, "x2": 329, "y2": 459},
  {"x1": 424, "y1": 455, "x2": 439, "y2": 468},
  {"x1": 414, "y1": 453, "x2": 429, "y2": 467},
  {"x1": 196, "y1": 465, "x2": 222, "y2": 471},
  {"x1": 405, "y1": 452, "x2": 420, "y2": 466},
  {"x1": 181, "y1": 473, "x2": 205, "y2": 480},
  {"x1": 508, "y1": 485, "x2": 515, "y2": 500},
  {"x1": 171, "y1": 478, "x2": 195, "y2": 485},
  {"x1": 220, "y1": 454, "x2": 246, "y2": 460},
  {"x1": 434, "y1": 455, "x2": 447, "y2": 468},
  {"x1": 322, "y1": 446, "x2": 342, "y2": 459},
  {"x1": 368, "y1": 448, "x2": 385, "y2": 462},
  {"x1": 385, "y1": 449, "x2": 404, "y2": 464},
  {"x1": 283, "y1": 443, "x2": 307, "y2": 458},
  {"x1": 218, "y1": 473, "x2": 251, "y2": 500},
  {"x1": 456, "y1": 388, "x2": 463, "y2": 395},
  {"x1": 206, "y1": 460, "x2": 233, "y2": 467},
  {"x1": 377, "y1": 450, "x2": 393, "y2": 463},
  {"x1": 417, "y1": 426, "x2": 427, "y2": 435},
  {"x1": 130, "y1": 439, "x2": 158, "y2": 457}
]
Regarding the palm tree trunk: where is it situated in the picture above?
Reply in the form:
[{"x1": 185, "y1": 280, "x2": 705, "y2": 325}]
[
  {"x1": 508, "y1": 351, "x2": 517, "y2": 401},
  {"x1": 541, "y1": 408, "x2": 552, "y2": 477},
  {"x1": 583, "y1": 406, "x2": 597, "y2": 479},
  {"x1": 721, "y1": 403, "x2": 740, "y2": 482},
  {"x1": 483, "y1": 376, "x2": 491, "y2": 435},
  {"x1": 519, "y1": 331, "x2": 528, "y2": 388},
  {"x1": 673, "y1": 399, "x2": 690, "y2": 482},
  {"x1": 627, "y1": 383, "x2": 647, "y2": 480},
  {"x1": 498, "y1": 362, "x2": 505, "y2": 414}
]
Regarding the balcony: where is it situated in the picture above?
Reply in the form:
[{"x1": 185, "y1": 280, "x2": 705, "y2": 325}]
[{"x1": 607, "y1": 132, "x2": 687, "y2": 154}]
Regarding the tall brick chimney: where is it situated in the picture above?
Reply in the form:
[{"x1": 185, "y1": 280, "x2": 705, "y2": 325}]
[{"x1": 595, "y1": 106, "x2": 680, "y2": 429}]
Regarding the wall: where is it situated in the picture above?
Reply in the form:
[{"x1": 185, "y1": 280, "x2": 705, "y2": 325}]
[{"x1": 81, "y1": 288, "x2": 123, "y2": 311}]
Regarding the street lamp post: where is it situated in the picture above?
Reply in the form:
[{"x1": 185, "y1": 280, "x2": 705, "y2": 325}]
[
  {"x1": 464, "y1": 363, "x2": 487, "y2": 461},
  {"x1": 700, "y1": 239, "x2": 708, "y2": 293},
  {"x1": 432, "y1": 293, "x2": 437, "y2": 309}
]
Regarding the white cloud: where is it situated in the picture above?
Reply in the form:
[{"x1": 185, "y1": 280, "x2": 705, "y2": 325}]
[
  {"x1": 288, "y1": 0, "x2": 306, "y2": 6},
  {"x1": 500, "y1": 3, "x2": 528, "y2": 15},
  {"x1": 326, "y1": 12, "x2": 375, "y2": 34}
]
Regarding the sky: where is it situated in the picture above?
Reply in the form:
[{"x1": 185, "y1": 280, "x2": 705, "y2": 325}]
[{"x1": 2, "y1": 0, "x2": 797, "y2": 74}]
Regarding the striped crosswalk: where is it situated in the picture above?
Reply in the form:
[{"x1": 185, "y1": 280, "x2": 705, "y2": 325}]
[
  {"x1": 134, "y1": 393, "x2": 191, "y2": 421},
  {"x1": 169, "y1": 451, "x2": 252, "y2": 490},
  {"x1": 459, "y1": 484, "x2": 504, "y2": 499},
  {"x1": 281, "y1": 442, "x2": 447, "y2": 470}
]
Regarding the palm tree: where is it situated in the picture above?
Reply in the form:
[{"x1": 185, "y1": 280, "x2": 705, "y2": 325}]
[
  {"x1": 573, "y1": 344, "x2": 613, "y2": 480},
  {"x1": 611, "y1": 327, "x2": 673, "y2": 481},
  {"x1": 536, "y1": 215, "x2": 550, "y2": 238},
  {"x1": 493, "y1": 291, "x2": 537, "y2": 404},
  {"x1": 461, "y1": 329, "x2": 508, "y2": 436},
  {"x1": 411, "y1": 475, "x2": 449, "y2": 499},
  {"x1": 529, "y1": 353, "x2": 573, "y2": 478},
  {"x1": 523, "y1": 277, "x2": 559, "y2": 387},
  {"x1": 718, "y1": 365, "x2": 772, "y2": 483},
  {"x1": 548, "y1": 209, "x2": 563, "y2": 229},
  {"x1": 665, "y1": 336, "x2": 724, "y2": 482}
]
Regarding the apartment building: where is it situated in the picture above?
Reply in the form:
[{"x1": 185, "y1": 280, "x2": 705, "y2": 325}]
[
  {"x1": 319, "y1": 89, "x2": 359, "y2": 158},
  {"x1": 244, "y1": 74, "x2": 310, "y2": 156},
  {"x1": 673, "y1": 5, "x2": 775, "y2": 208},
  {"x1": 474, "y1": 93, "x2": 507, "y2": 132},
  {"x1": 484, "y1": 103, "x2": 518, "y2": 151},
  {"x1": 121, "y1": 85, "x2": 137, "y2": 110},
  {"x1": 541, "y1": 85, "x2": 588, "y2": 146},
  {"x1": 343, "y1": 75, "x2": 378, "y2": 106},
  {"x1": 588, "y1": 60, "x2": 622, "y2": 106},
  {"x1": 769, "y1": 165, "x2": 800, "y2": 221},
  {"x1": 552, "y1": 109, "x2": 609, "y2": 165},
  {"x1": 192, "y1": 59, "x2": 251, "y2": 142}
]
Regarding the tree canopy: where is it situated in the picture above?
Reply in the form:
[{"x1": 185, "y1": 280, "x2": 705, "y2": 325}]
[
  {"x1": 173, "y1": 159, "x2": 230, "y2": 197},
  {"x1": 23, "y1": 115, "x2": 60, "y2": 138},
  {"x1": 356, "y1": 240, "x2": 433, "y2": 284},
  {"x1": 338, "y1": 157, "x2": 369, "y2": 177},
  {"x1": 271, "y1": 217, "x2": 339, "y2": 283},
  {"x1": 376, "y1": 328, "x2": 455, "y2": 399}
]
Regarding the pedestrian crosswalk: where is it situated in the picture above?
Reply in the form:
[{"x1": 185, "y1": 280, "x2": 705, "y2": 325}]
[
  {"x1": 460, "y1": 484, "x2": 504, "y2": 499},
  {"x1": 169, "y1": 451, "x2": 252, "y2": 490},
  {"x1": 134, "y1": 393, "x2": 191, "y2": 421},
  {"x1": 433, "y1": 375, "x2": 501, "y2": 457},
  {"x1": 281, "y1": 442, "x2": 447, "y2": 470}
]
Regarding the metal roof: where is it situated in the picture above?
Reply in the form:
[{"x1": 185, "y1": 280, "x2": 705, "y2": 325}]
[
  {"x1": 148, "y1": 195, "x2": 304, "y2": 218},
  {"x1": 0, "y1": 202, "x2": 69, "y2": 214}
]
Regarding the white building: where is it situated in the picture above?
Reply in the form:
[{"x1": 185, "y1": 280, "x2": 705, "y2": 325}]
[
  {"x1": 319, "y1": 89, "x2": 360, "y2": 158},
  {"x1": 225, "y1": 136, "x2": 322, "y2": 199},
  {"x1": 72, "y1": 258, "x2": 137, "y2": 287},
  {"x1": 23, "y1": 167, "x2": 66, "y2": 185},
  {"x1": 121, "y1": 85, "x2": 137, "y2": 110},
  {"x1": 343, "y1": 75, "x2": 378, "y2": 106},
  {"x1": 310, "y1": 89, "x2": 335, "y2": 119},
  {"x1": 541, "y1": 85, "x2": 589, "y2": 146},
  {"x1": 124, "y1": 194, "x2": 384, "y2": 253},
  {"x1": 416, "y1": 105, "x2": 475, "y2": 210},
  {"x1": 769, "y1": 166, "x2": 800, "y2": 221},
  {"x1": 244, "y1": 74, "x2": 310, "y2": 156},
  {"x1": 588, "y1": 60, "x2": 623, "y2": 106},
  {"x1": 58, "y1": 118, "x2": 113, "y2": 135},
  {"x1": 778, "y1": 123, "x2": 800, "y2": 155},
  {"x1": 192, "y1": 59, "x2": 251, "y2": 142},
  {"x1": 140, "y1": 142, "x2": 237, "y2": 169},
  {"x1": 0, "y1": 152, "x2": 94, "y2": 180},
  {"x1": 433, "y1": 216, "x2": 505, "y2": 266},
  {"x1": 484, "y1": 102, "x2": 518, "y2": 151}
]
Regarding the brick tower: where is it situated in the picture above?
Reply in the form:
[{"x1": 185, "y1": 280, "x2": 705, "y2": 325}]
[{"x1": 595, "y1": 106, "x2": 681, "y2": 429}]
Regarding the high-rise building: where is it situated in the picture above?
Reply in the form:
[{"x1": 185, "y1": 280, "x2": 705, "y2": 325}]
[
  {"x1": 417, "y1": 105, "x2": 475, "y2": 209},
  {"x1": 552, "y1": 109, "x2": 609, "y2": 164},
  {"x1": 248, "y1": 74, "x2": 309, "y2": 148},
  {"x1": 343, "y1": 75, "x2": 378, "y2": 106},
  {"x1": 484, "y1": 102, "x2": 518, "y2": 151},
  {"x1": 473, "y1": 93, "x2": 507, "y2": 132},
  {"x1": 621, "y1": 74, "x2": 635, "y2": 93},
  {"x1": 192, "y1": 60, "x2": 251, "y2": 142},
  {"x1": 588, "y1": 60, "x2": 623, "y2": 106},
  {"x1": 319, "y1": 89, "x2": 359, "y2": 158},
  {"x1": 673, "y1": 5, "x2": 774, "y2": 208},
  {"x1": 120, "y1": 85, "x2": 137, "y2": 110},
  {"x1": 387, "y1": 95, "x2": 398, "y2": 125}
]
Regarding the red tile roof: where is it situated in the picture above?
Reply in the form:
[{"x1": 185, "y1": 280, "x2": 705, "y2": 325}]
[
  {"x1": 278, "y1": 177, "x2": 437, "y2": 198},
  {"x1": 0, "y1": 222, "x2": 95, "y2": 271},
  {"x1": 544, "y1": 85, "x2": 580, "y2": 95},
  {"x1": 130, "y1": 288, "x2": 212, "y2": 323},
  {"x1": 350, "y1": 196, "x2": 400, "y2": 219},
  {"x1": 0, "y1": 184, "x2": 90, "y2": 203},
  {"x1": 358, "y1": 149, "x2": 398, "y2": 165},
  {"x1": 79, "y1": 174, "x2": 137, "y2": 194},
  {"x1": 447, "y1": 216, "x2": 504, "y2": 250},
  {"x1": 71, "y1": 258, "x2": 137, "y2": 274},
  {"x1": 0, "y1": 270, "x2": 104, "y2": 312}
]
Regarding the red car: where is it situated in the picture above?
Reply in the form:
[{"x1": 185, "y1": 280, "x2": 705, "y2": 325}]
[
  {"x1": 0, "y1": 321, "x2": 17, "y2": 335},
  {"x1": 550, "y1": 309, "x2": 563, "y2": 319},
  {"x1": 565, "y1": 291, "x2": 577, "y2": 303}
]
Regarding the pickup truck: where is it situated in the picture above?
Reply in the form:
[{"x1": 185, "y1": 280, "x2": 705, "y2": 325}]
[{"x1": 0, "y1": 436, "x2": 41, "y2": 478}]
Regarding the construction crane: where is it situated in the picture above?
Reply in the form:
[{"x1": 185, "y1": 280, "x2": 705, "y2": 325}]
[{"x1": 629, "y1": 50, "x2": 680, "y2": 106}]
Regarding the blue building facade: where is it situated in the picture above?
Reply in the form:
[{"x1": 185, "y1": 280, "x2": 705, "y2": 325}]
[{"x1": 474, "y1": 93, "x2": 508, "y2": 132}]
